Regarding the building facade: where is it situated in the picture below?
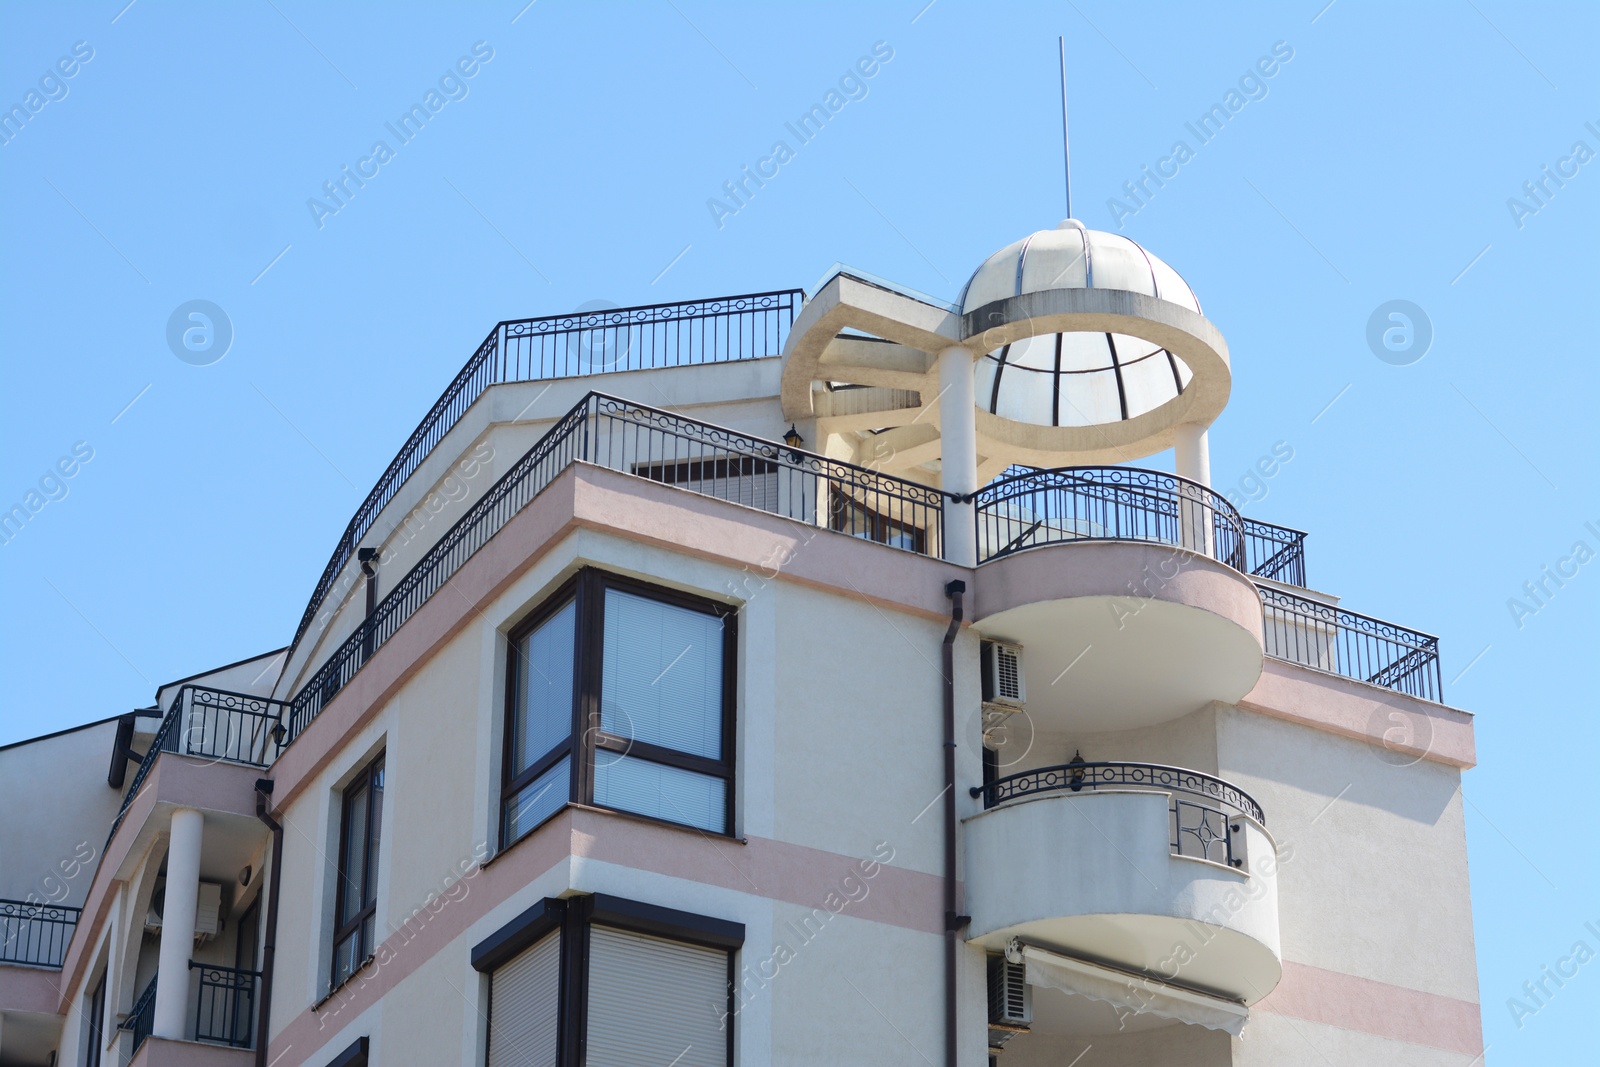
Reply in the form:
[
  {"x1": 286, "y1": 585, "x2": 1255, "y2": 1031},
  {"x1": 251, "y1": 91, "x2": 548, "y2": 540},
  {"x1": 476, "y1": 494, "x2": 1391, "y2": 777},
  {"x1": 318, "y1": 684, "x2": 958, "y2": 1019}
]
[{"x1": 1, "y1": 223, "x2": 1483, "y2": 1066}]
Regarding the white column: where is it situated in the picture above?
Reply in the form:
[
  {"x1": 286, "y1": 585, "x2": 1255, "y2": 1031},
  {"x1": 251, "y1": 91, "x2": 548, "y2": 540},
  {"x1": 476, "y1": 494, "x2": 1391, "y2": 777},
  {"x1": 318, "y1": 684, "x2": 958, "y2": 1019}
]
[
  {"x1": 1173, "y1": 422, "x2": 1214, "y2": 556},
  {"x1": 1173, "y1": 422, "x2": 1211, "y2": 486},
  {"x1": 153, "y1": 808, "x2": 203, "y2": 1041},
  {"x1": 938, "y1": 345, "x2": 978, "y2": 567}
]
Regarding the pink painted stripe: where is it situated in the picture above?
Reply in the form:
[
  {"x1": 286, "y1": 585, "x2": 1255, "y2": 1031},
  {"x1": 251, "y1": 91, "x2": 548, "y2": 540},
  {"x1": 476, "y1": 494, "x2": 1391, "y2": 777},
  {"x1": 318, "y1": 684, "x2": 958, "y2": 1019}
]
[
  {"x1": 0, "y1": 962, "x2": 64, "y2": 1014},
  {"x1": 1254, "y1": 959, "x2": 1483, "y2": 1054},
  {"x1": 267, "y1": 807, "x2": 942, "y2": 1065},
  {"x1": 1241, "y1": 658, "x2": 1476, "y2": 769}
]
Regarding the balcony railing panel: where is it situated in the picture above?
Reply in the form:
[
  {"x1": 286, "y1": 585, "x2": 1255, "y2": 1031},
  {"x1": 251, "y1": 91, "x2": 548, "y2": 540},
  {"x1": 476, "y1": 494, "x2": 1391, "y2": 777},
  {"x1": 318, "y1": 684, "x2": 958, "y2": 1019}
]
[
  {"x1": 0, "y1": 899, "x2": 81, "y2": 967},
  {"x1": 121, "y1": 972, "x2": 158, "y2": 1056},
  {"x1": 972, "y1": 760, "x2": 1265, "y2": 824},
  {"x1": 1258, "y1": 584, "x2": 1442, "y2": 702},
  {"x1": 1242, "y1": 517, "x2": 1307, "y2": 586},
  {"x1": 191, "y1": 961, "x2": 259, "y2": 1048},
  {"x1": 973, "y1": 466, "x2": 1246, "y2": 570},
  {"x1": 287, "y1": 290, "x2": 802, "y2": 659},
  {"x1": 282, "y1": 392, "x2": 946, "y2": 746}
]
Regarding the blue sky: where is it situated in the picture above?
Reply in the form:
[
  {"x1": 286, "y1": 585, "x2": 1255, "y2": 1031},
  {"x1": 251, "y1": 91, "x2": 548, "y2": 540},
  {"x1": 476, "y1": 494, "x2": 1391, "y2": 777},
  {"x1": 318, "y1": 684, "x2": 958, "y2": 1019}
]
[{"x1": 1, "y1": 1, "x2": 1595, "y2": 1061}]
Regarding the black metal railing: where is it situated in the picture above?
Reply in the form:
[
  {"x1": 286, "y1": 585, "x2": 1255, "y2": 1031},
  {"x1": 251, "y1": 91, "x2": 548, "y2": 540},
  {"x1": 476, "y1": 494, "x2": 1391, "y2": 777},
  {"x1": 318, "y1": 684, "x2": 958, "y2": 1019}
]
[
  {"x1": 0, "y1": 899, "x2": 81, "y2": 967},
  {"x1": 1242, "y1": 517, "x2": 1307, "y2": 586},
  {"x1": 169, "y1": 686, "x2": 288, "y2": 767},
  {"x1": 1173, "y1": 798, "x2": 1238, "y2": 867},
  {"x1": 107, "y1": 685, "x2": 290, "y2": 847},
  {"x1": 191, "y1": 961, "x2": 259, "y2": 1048},
  {"x1": 121, "y1": 972, "x2": 158, "y2": 1055},
  {"x1": 286, "y1": 290, "x2": 802, "y2": 660},
  {"x1": 1258, "y1": 584, "x2": 1443, "y2": 702},
  {"x1": 972, "y1": 760, "x2": 1265, "y2": 825},
  {"x1": 973, "y1": 466, "x2": 1246, "y2": 570},
  {"x1": 281, "y1": 391, "x2": 947, "y2": 745}
]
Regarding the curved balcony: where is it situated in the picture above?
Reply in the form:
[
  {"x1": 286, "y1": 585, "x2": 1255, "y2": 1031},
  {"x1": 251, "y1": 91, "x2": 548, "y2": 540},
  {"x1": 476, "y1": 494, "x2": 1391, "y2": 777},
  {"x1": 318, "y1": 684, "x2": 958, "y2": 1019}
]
[
  {"x1": 964, "y1": 761, "x2": 1281, "y2": 1005},
  {"x1": 971, "y1": 468, "x2": 1264, "y2": 729},
  {"x1": 975, "y1": 466, "x2": 1245, "y2": 569}
]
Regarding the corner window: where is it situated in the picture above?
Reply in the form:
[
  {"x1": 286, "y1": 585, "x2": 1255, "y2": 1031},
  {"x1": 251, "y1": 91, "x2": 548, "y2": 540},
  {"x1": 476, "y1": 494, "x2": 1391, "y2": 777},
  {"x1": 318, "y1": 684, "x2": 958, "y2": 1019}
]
[
  {"x1": 501, "y1": 571, "x2": 735, "y2": 846},
  {"x1": 474, "y1": 895, "x2": 739, "y2": 1067},
  {"x1": 332, "y1": 753, "x2": 384, "y2": 989}
]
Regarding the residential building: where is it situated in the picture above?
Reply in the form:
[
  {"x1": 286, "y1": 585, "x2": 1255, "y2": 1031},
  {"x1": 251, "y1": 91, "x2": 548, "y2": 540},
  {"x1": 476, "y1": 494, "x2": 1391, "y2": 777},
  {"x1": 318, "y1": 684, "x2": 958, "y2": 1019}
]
[{"x1": 0, "y1": 220, "x2": 1483, "y2": 1066}]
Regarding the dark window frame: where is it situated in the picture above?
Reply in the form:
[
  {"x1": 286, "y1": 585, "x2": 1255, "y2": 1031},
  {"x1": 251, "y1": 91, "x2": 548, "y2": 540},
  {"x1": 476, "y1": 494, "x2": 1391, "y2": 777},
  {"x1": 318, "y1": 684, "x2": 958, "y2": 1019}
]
[
  {"x1": 473, "y1": 893, "x2": 741, "y2": 1067},
  {"x1": 330, "y1": 752, "x2": 385, "y2": 991},
  {"x1": 85, "y1": 969, "x2": 106, "y2": 1067},
  {"x1": 828, "y1": 486, "x2": 928, "y2": 553},
  {"x1": 633, "y1": 455, "x2": 779, "y2": 486},
  {"x1": 500, "y1": 569, "x2": 738, "y2": 848}
]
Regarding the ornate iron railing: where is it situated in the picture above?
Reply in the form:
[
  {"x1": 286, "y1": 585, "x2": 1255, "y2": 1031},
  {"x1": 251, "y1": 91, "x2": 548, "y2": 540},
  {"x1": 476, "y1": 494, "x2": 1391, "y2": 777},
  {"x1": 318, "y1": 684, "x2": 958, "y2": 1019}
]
[
  {"x1": 972, "y1": 760, "x2": 1265, "y2": 825},
  {"x1": 973, "y1": 466, "x2": 1246, "y2": 570},
  {"x1": 121, "y1": 972, "x2": 158, "y2": 1055},
  {"x1": 281, "y1": 391, "x2": 947, "y2": 745},
  {"x1": 1258, "y1": 584, "x2": 1442, "y2": 702},
  {"x1": 0, "y1": 899, "x2": 81, "y2": 967},
  {"x1": 191, "y1": 961, "x2": 259, "y2": 1048},
  {"x1": 170, "y1": 686, "x2": 288, "y2": 767},
  {"x1": 286, "y1": 290, "x2": 802, "y2": 661},
  {"x1": 1242, "y1": 517, "x2": 1307, "y2": 586},
  {"x1": 1173, "y1": 798, "x2": 1238, "y2": 868}
]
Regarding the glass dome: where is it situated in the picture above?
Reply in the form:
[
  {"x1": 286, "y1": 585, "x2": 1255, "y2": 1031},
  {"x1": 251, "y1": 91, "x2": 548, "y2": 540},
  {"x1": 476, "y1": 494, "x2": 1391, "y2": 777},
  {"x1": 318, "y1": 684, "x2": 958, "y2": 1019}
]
[{"x1": 961, "y1": 220, "x2": 1201, "y2": 428}]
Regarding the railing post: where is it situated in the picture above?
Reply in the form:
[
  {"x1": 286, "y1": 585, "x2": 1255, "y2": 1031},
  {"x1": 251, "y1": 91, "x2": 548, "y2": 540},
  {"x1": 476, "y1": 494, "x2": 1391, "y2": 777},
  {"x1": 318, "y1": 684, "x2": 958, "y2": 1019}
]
[{"x1": 937, "y1": 345, "x2": 978, "y2": 567}]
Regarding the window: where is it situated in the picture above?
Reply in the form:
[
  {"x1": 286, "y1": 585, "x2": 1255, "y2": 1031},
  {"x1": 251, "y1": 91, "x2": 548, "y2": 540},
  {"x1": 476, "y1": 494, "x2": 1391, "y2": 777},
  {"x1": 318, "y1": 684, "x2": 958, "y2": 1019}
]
[
  {"x1": 473, "y1": 895, "x2": 740, "y2": 1067},
  {"x1": 331, "y1": 753, "x2": 384, "y2": 989},
  {"x1": 501, "y1": 571, "x2": 736, "y2": 846},
  {"x1": 84, "y1": 971, "x2": 106, "y2": 1067},
  {"x1": 829, "y1": 488, "x2": 927, "y2": 552},
  {"x1": 633, "y1": 456, "x2": 782, "y2": 512}
]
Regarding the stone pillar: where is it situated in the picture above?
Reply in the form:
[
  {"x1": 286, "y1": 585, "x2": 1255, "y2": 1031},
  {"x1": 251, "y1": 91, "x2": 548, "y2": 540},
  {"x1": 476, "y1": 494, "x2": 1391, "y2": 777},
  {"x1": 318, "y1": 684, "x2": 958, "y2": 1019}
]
[
  {"x1": 1173, "y1": 422, "x2": 1214, "y2": 556},
  {"x1": 938, "y1": 345, "x2": 978, "y2": 567},
  {"x1": 153, "y1": 808, "x2": 203, "y2": 1040},
  {"x1": 1173, "y1": 422, "x2": 1211, "y2": 486}
]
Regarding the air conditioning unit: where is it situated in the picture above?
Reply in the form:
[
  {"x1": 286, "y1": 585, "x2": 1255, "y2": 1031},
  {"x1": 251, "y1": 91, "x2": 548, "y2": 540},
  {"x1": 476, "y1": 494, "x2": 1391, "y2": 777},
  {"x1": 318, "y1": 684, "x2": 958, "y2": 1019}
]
[
  {"x1": 981, "y1": 641, "x2": 1026, "y2": 708},
  {"x1": 987, "y1": 953, "x2": 1032, "y2": 1032},
  {"x1": 145, "y1": 881, "x2": 224, "y2": 942}
]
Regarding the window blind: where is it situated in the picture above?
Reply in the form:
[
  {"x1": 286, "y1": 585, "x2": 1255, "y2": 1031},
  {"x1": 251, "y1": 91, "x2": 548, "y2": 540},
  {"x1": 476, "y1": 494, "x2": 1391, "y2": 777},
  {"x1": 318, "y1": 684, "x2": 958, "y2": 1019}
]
[
  {"x1": 601, "y1": 590, "x2": 723, "y2": 759},
  {"x1": 487, "y1": 929, "x2": 561, "y2": 1067},
  {"x1": 586, "y1": 926, "x2": 729, "y2": 1067}
]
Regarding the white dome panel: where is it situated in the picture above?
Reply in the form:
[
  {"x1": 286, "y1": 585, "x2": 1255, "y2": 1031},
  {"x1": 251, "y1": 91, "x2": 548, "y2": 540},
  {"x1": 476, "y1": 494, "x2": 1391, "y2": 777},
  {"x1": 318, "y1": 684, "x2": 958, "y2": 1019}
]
[{"x1": 962, "y1": 220, "x2": 1203, "y2": 430}]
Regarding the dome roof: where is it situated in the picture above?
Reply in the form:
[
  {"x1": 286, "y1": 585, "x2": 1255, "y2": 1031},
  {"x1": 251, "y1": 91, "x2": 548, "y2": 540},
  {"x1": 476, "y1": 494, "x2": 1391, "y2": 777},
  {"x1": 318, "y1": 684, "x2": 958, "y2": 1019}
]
[
  {"x1": 961, "y1": 219, "x2": 1200, "y2": 314},
  {"x1": 961, "y1": 220, "x2": 1202, "y2": 428}
]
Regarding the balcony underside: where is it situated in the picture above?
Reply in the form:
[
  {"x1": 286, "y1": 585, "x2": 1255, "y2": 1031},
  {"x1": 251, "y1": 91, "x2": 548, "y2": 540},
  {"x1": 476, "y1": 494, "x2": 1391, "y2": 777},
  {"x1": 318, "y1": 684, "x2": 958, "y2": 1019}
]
[{"x1": 974, "y1": 540, "x2": 1265, "y2": 729}]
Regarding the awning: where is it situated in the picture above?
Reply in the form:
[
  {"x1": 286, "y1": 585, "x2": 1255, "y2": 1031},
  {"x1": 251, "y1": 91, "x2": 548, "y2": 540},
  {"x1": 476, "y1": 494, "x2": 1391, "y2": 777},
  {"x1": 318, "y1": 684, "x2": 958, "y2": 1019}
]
[{"x1": 1021, "y1": 943, "x2": 1250, "y2": 1037}]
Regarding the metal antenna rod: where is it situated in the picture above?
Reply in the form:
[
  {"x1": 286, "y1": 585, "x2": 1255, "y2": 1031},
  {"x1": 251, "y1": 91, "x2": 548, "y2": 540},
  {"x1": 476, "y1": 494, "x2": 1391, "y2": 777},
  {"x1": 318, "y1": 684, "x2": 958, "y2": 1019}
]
[{"x1": 1059, "y1": 35, "x2": 1072, "y2": 219}]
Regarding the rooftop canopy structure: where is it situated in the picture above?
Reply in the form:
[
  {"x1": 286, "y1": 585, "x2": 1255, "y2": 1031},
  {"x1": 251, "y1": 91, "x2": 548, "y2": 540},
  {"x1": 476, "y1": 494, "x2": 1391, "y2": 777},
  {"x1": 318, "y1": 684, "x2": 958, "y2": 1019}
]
[{"x1": 781, "y1": 218, "x2": 1231, "y2": 564}]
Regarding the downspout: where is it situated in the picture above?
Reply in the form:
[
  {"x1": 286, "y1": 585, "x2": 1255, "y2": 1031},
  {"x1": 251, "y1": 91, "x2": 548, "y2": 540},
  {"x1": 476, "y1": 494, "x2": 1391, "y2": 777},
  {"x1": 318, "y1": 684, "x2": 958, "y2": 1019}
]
[
  {"x1": 254, "y1": 779, "x2": 283, "y2": 1067},
  {"x1": 942, "y1": 579, "x2": 969, "y2": 1067}
]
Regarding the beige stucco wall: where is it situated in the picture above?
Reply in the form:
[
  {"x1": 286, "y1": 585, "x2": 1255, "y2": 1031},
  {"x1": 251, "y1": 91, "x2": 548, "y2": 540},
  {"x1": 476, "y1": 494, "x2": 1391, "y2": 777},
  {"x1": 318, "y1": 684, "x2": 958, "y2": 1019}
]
[
  {"x1": 0, "y1": 719, "x2": 125, "y2": 905},
  {"x1": 263, "y1": 504, "x2": 981, "y2": 1065},
  {"x1": 1217, "y1": 706, "x2": 1477, "y2": 1003},
  {"x1": 1237, "y1": 1010, "x2": 1482, "y2": 1066}
]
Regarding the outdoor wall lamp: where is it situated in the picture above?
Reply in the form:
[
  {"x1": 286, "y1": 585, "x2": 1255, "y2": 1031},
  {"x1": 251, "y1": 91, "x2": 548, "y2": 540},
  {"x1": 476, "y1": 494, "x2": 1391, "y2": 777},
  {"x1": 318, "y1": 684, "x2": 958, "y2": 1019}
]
[{"x1": 782, "y1": 424, "x2": 804, "y2": 462}]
